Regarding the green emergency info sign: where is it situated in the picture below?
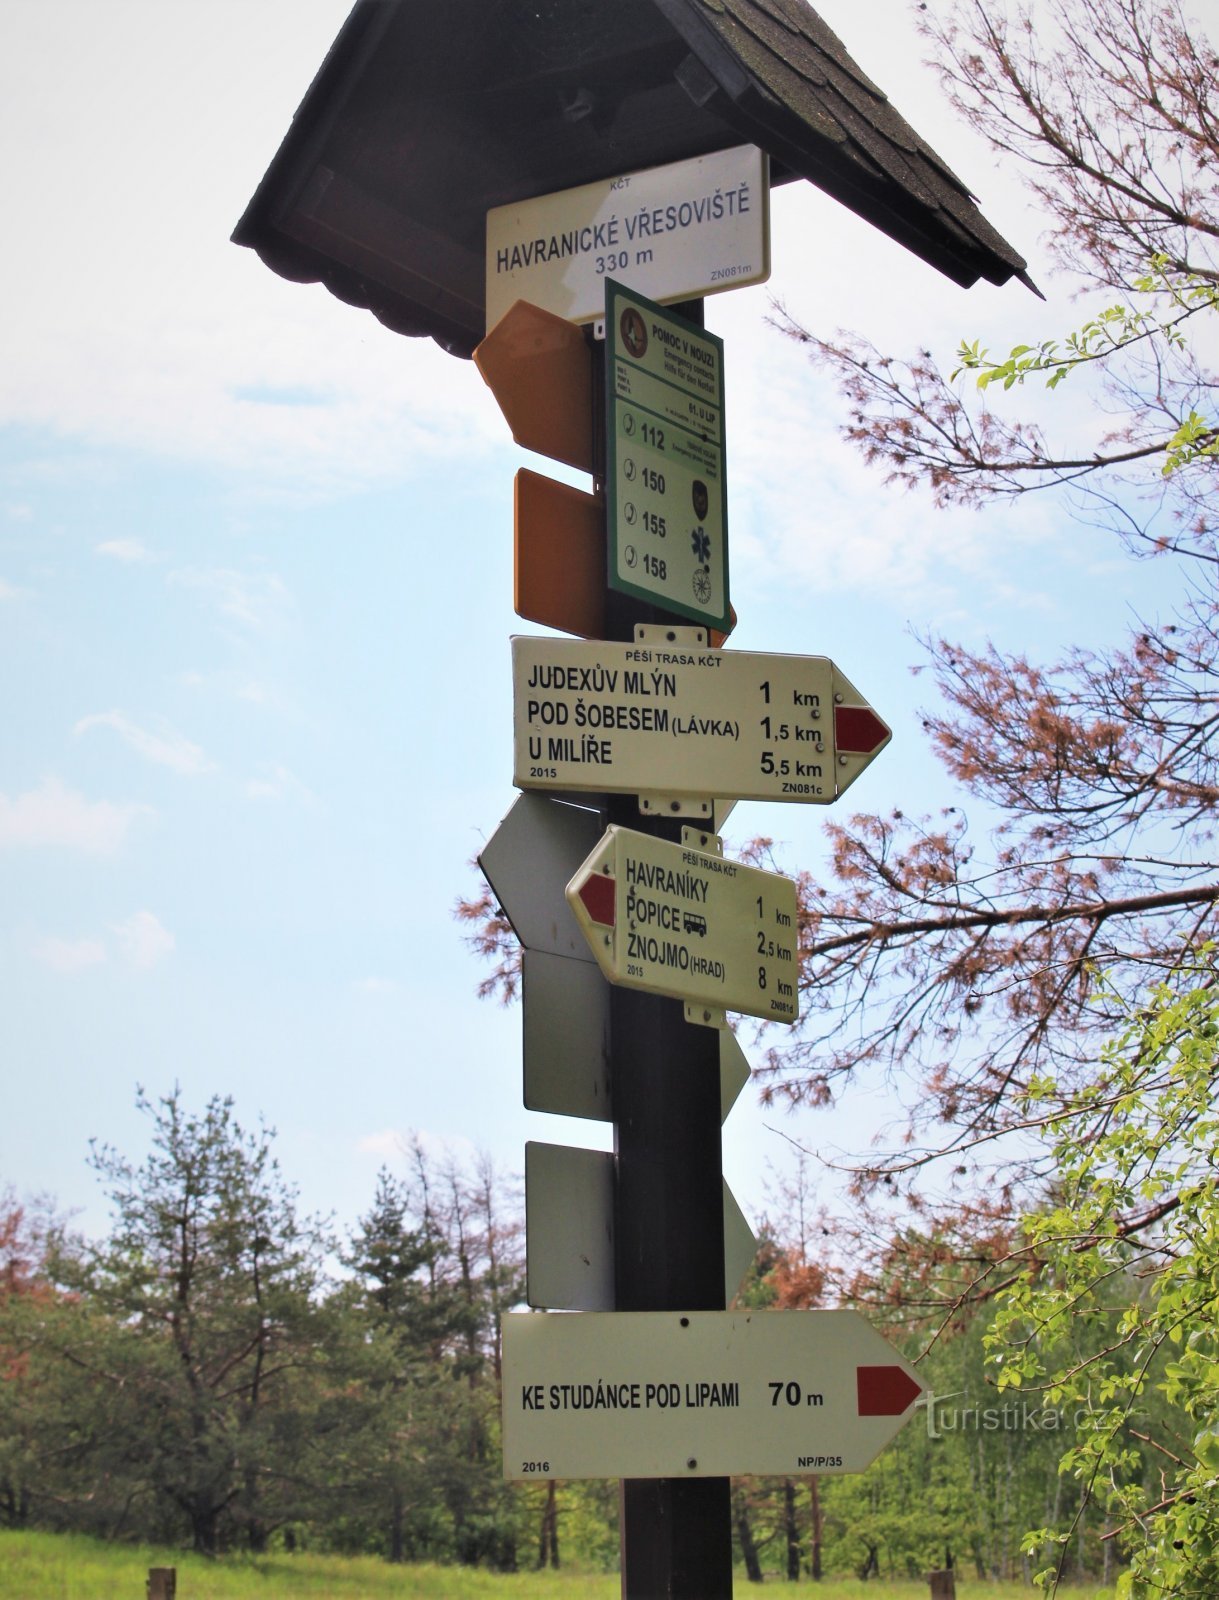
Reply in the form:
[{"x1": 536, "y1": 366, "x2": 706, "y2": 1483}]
[{"x1": 605, "y1": 280, "x2": 729, "y2": 631}]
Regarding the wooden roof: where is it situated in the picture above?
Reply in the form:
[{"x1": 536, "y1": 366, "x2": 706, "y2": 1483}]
[
  {"x1": 233, "y1": 0, "x2": 1028, "y2": 357},
  {"x1": 657, "y1": 0, "x2": 1029, "y2": 290}
]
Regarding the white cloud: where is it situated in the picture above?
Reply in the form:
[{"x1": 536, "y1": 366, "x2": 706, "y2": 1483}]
[
  {"x1": 0, "y1": 1, "x2": 502, "y2": 503},
  {"x1": 0, "y1": 579, "x2": 17, "y2": 601},
  {"x1": 95, "y1": 537, "x2": 155, "y2": 563},
  {"x1": 74, "y1": 711, "x2": 214, "y2": 776},
  {"x1": 352, "y1": 976, "x2": 400, "y2": 995},
  {"x1": 5, "y1": 504, "x2": 32, "y2": 523},
  {"x1": 32, "y1": 935, "x2": 107, "y2": 974},
  {"x1": 169, "y1": 567, "x2": 293, "y2": 631},
  {"x1": 0, "y1": 777, "x2": 150, "y2": 854},
  {"x1": 245, "y1": 763, "x2": 315, "y2": 805},
  {"x1": 235, "y1": 680, "x2": 282, "y2": 709},
  {"x1": 111, "y1": 910, "x2": 175, "y2": 971},
  {"x1": 356, "y1": 1129, "x2": 408, "y2": 1162}
]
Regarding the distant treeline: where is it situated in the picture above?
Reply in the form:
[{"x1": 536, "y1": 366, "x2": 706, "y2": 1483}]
[{"x1": 0, "y1": 1087, "x2": 1130, "y2": 1580}]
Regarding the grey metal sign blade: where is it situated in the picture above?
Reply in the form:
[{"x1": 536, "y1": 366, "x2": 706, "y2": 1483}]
[
  {"x1": 525, "y1": 1142, "x2": 614, "y2": 1312},
  {"x1": 478, "y1": 792, "x2": 601, "y2": 961},
  {"x1": 719, "y1": 1030, "x2": 749, "y2": 1122},
  {"x1": 523, "y1": 950, "x2": 612, "y2": 1120},
  {"x1": 523, "y1": 949, "x2": 751, "y2": 1124},
  {"x1": 525, "y1": 1142, "x2": 756, "y2": 1311},
  {"x1": 723, "y1": 1180, "x2": 758, "y2": 1304}
]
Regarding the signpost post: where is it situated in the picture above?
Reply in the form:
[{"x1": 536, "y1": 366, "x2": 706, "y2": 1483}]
[{"x1": 483, "y1": 277, "x2": 894, "y2": 1598}]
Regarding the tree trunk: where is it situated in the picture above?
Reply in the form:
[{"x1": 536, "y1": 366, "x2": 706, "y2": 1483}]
[
  {"x1": 389, "y1": 1484, "x2": 405, "y2": 1564},
  {"x1": 536, "y1": 1478, "x2": 560, "y2": 1570},
  {"x1": 783, "y1": 1478, "x2": 800, "y2": 1580},
  {"x1": 734, "y1": 1488, "x2": 764, "y2": 1583},
  {"x1": 809, "y1": 1475, "x2": 823, "y2": 1580},
  {"x1": 190, "y1": 1500, "x2": 219, "y2": 1557}
]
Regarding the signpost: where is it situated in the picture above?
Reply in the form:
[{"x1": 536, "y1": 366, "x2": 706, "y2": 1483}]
[
  {"x1": 238, "y1": 11, "x2": 1028, "y2": 1592},
  {"x1": 513, "y1": 629, "x2": 891, "y2": 810},
  {"x1": 606, "y1": 281, "x2": 730, "y2": 631},
  {"x1": 485, "y1": 146, "x2": 770, "y2": 330},
  {"x1": 566, "y1": 824, "x2": 800, "y2": 1023},
  {"x1": 473, "y1": 246, "x2": 892, "y2": 1600},
  {"x1": 502, "y1": 1310, "x2": 923, "y2": 1480}
]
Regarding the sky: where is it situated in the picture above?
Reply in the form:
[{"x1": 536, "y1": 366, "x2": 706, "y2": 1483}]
[{"x1": 0, "y1": 0, "x2": 1181, "y2": 1254}]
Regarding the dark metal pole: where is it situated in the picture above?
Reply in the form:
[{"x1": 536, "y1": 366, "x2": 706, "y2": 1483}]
[
  {"x1": 594, "y1": 299, "x2": 735, "y2": 1599},
  {"x1": 611, "y1": 971, "x2": 732, "y2": 1599}
]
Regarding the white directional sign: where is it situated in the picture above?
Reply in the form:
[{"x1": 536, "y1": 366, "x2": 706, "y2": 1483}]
[
  {"x1": 566, "y1": 825, "x2": 799, "y2": 1023},
  {"x1": 485, "y1": 145, "x2": 770, "y2": 331},
  {"x1": 513, "y1": 626, "x2": 890, "y2": 811},
  {"x1": 502, "y1": 1309, "x2": 923, "y2": 1481},
  {"x1": 606, "y1": 280, "x2": 729, "y2": 631}
]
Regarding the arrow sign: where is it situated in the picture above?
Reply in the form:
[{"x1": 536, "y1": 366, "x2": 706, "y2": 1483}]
[
  {"x1": 475, "y1": 299, "x2": 594, "y2": 473},
  {"x1": 478, "y1": 793, "x2": 602, "y2": 963},
  {"x1": 523, "y1": 950, "x2": 750, "y2": 1122},
  {"x1": 566, "y1": 824, "x2": 799, "y2": 1023},
  {"x1": 514, "y1": 468, "x2": 605, "y2": 638},
  {"x1": 523, "y1": 1143, "x2": 757, "y2": 1312},
  {"x1": 501, "y1": 1309, "x2": 924, "y2": 1481},
  {"x1": 514, "y1": 628, "x2": 890, "y2": 808},
  {"x1": 858, "y1": 1365, "x2": 923, "y2": 1417}
]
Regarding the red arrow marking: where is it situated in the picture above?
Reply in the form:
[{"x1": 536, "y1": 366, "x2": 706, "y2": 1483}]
[
  {"x1": 857, "y1": 1365, "x2": 922, "y2": 1416},
  {"x1": 577, "y1": 872, "x2": 616, "y2": 927},
  {"x1": 835, "y1": 705, "x2": 889, "y2": 754}
]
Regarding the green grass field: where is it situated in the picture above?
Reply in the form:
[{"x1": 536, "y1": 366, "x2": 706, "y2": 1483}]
[{"x1": 0, "y1": 1531, "x2": 1118, "y2": 1598}]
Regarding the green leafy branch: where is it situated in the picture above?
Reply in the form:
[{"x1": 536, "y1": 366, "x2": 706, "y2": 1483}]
[
  {"x1": 952, "y1": 261, "x2": 1218, "y2": 476},
  {"x1": 986, "y1": 972, "x2": 1219, "y2": 1597}
]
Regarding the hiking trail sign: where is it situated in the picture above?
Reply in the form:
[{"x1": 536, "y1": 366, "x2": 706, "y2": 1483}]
[
  {"x1": 502, "y1": 1309, "x2": 923, "y2": 1481},
  {"x1": 566, "y1": 824, "x2": 799, "y2": 1024},
  {"x1": 513, "y1": 626, "x2": 890, "y2": 815},
  {"x1": 485, "y1": 146, "x2": 770, "y2": 330}
]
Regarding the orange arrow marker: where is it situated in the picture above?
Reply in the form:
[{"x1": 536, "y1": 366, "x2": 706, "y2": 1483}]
[{"x1": 475, "y1": 300, "x2": 594, "y2": 474}]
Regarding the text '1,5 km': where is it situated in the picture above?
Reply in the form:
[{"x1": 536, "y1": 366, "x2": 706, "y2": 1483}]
[{"x1": 513, "y1": 628, "x2": 891, "y2": 808}]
